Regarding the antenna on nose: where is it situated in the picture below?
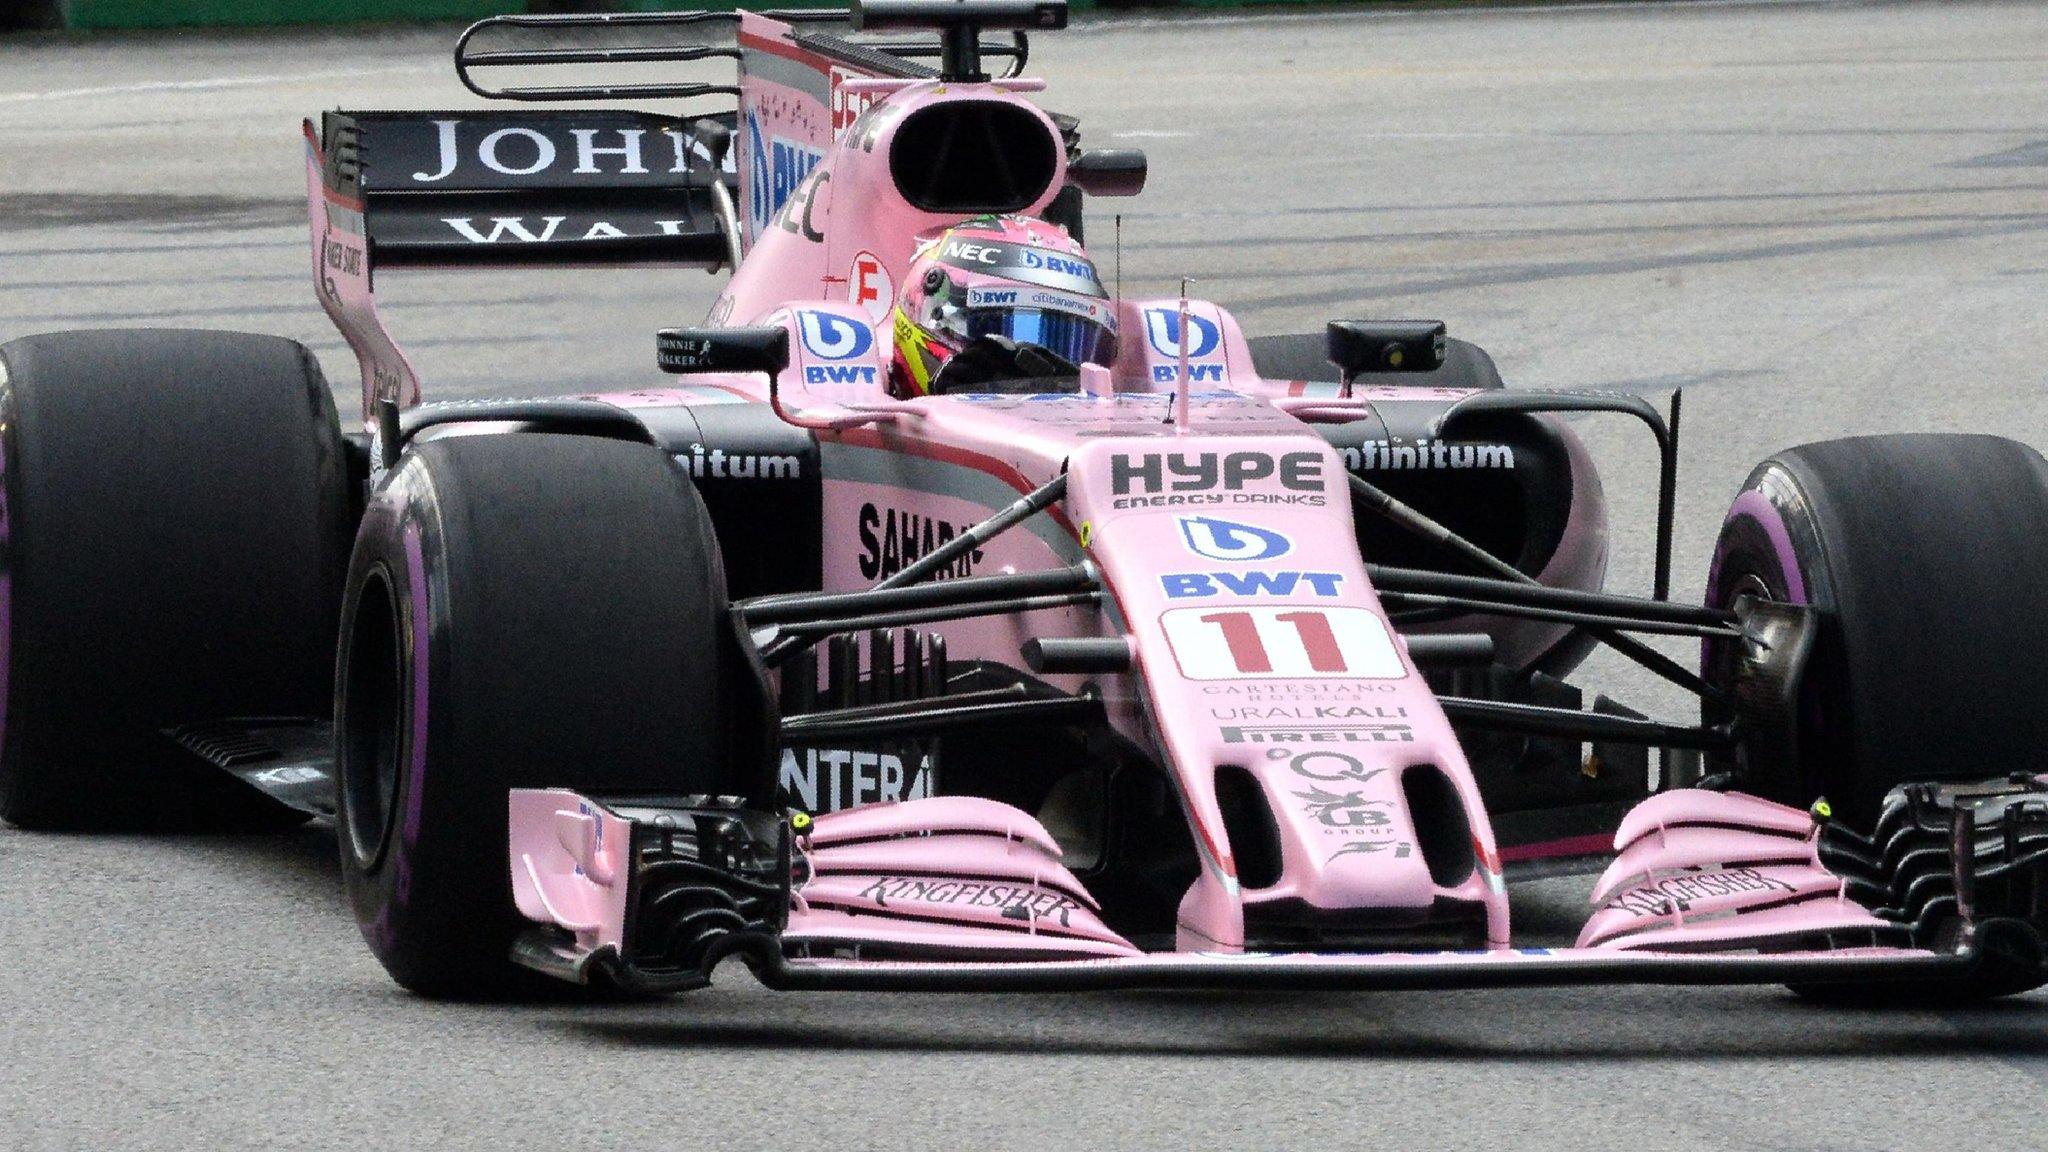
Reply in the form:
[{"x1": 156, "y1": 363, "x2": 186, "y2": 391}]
[{"x1": 1174, "y1": 277, "x2": 1195, "y2": 435}]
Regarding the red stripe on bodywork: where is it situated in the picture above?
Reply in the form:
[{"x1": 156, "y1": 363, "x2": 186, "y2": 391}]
[
  {"x1": 1501, "y1": 833, "x2": 1613, "y2": 863},
  {"x1": 828, "y1": 425, "x2": 1079, "y2": 535},
  {"x1": 738, "y1": 26, "x2": 831, "y2": 69}
]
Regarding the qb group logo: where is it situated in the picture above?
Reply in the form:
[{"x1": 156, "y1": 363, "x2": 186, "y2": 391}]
[{"x1": 1177, "y1": 516, "x2": 1292, "y2": 562}]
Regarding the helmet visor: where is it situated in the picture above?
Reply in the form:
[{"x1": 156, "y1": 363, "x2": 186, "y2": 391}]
[
  {"x1": 965, "y1": 308, "x2": 1114, "y2": 367},
  {"x1": 964, "y1": 285, "x2": 1116, "y2": 367}
]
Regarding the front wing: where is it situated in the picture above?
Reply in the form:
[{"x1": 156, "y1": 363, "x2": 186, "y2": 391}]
[{"x1": 506, "y1": 779, "x2": 2048, "y2": 996}]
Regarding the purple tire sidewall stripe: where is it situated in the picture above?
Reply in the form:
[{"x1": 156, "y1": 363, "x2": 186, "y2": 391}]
[
  {"x1": 394, "y1": 517, "x2": 431, "y2": 911},
  {"x1": 1721, "y1": 487, "x2": 1809, "y2": 606},
  {"x1": 404, "y1": 519, "x2": 430, "y2": 848}
]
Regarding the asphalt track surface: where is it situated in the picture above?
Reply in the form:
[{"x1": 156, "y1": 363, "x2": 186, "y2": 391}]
[{"x1": 4, "y1": 2, "x2": 2048, "y2": 1148}]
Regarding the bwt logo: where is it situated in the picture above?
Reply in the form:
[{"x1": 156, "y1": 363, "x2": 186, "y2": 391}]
[
  {"x1": 1019, "y1": 250, "x2": 1094, "y2": 278},
  {"x1": 747, "y1": 113, "x2": 822, "y2": 234},
  {"x1": 805, "y1": 364, "x2": 879, "y2": 385},
  {"x1": 1153, "y1": 364, "x2": 1225, "y2": 383},
  {"x1": 797, "y1": 310, "x2": 874, "y2": 360},
  {"x1": 1144, "y1": 309, "x2": 1222, "y2": 358},
  {"x1": 1161, "y1": 570, "x2": 1345, "y2": 598},
  {"x1": 1177, "y1": 516, "x2": 1292, "y2": 562}
]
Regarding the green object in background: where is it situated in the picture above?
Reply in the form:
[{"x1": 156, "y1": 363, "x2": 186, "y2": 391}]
[
  {"x1": 58, "y1": 1, "x2": 519, "y2": 29},
  {"x1": 50, "y1": 0, "x2": 1183, "y2": 31}
]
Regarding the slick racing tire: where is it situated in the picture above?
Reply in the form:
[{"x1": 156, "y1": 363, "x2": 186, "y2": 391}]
[
  {"x1": 1246, "y1": 332, "x2": 1505, "y2": 390},
  {"x1": 1703, "y1": 434, "x2": 2048, "y2": 830},
  {"x1": 336, "y1": 432, "x2": 773, "y2": 999},
  {"x1": 0, "y1": 329, "x2": 350, "y2": 830},
  {"x1": 1707, "y1": 434, "x2": 2048, "y2": 1004}
]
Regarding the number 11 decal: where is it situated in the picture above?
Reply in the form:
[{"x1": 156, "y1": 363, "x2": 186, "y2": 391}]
[{"x1": 1160, "y1": 606, "x2": 1406, "y2": 681}]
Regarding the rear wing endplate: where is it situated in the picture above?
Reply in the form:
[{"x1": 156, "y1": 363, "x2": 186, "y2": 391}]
[{"x1": 305, "y1": 109, "x2": 737, "y2": 422}]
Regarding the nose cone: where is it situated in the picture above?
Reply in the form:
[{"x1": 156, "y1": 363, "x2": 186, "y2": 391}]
[{"x1": 1239, "y1": 755, "x2": 1456, "y2": 942}]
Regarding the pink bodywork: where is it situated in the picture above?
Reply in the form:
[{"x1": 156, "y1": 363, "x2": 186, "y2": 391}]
[
  {"x1": 1576, "y1": 790, "x2": 1894, "y2": 950},
  {"x1": 785, "y1": 797, "x2": 1139, "y2": 960},
  {"x1": 460, "y1": 16, "x2": 1921, "y2": 972},
  {"x1": 647, "y1": 18, "x2": 1513, "y2": 953}
]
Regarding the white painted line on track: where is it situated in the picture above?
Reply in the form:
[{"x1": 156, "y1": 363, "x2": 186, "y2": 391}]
[{"x1": 0, "y1": 64, "x2": 439, "y2": 105}]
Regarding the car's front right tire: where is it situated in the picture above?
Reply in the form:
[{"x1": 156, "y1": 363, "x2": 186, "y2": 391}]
[{"x1": 336, "y1": 432, "x2": 772, "y2": 999}]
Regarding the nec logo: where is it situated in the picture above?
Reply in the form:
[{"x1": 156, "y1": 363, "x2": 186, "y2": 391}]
[
  {"x1": 942, "y1": 240, "x2": 1002, "y2": 264},
  {"x1": 1111, "y1": 451, "x2": 1323, "y2": 495},
  {"x1": 1162, "y1": 571, "x2": 1345, "y2": 598}
]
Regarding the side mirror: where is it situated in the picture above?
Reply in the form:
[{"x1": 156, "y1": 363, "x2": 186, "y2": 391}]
[
  {"x1": 1326, "y1": 320, "x2": 1447, "y2": 379},
  {"x1": 855, "y1": 0, "x2": 1067, "y2": 32},
  {"x1": 1068, "y1": 149, "x2": 1147, "y2": 198},
  {"x1": 656, "y1": 326, "x2": 789, "y2": 376}
]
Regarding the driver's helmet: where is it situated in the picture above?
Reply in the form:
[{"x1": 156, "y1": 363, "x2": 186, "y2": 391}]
[{"x1": 889, "y1": 215, "x2": 1117, "y2": 396}]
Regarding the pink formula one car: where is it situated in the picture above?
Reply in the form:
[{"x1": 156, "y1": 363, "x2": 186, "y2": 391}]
[{"x1": 6, "y1": 1, "x2": 2047, "y2": 1002}]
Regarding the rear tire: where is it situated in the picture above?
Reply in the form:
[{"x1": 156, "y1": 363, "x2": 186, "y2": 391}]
[
  {"x1": 1246, "y1": 332, "x2": 1504, "y2": 390},
  {"x1": 1704, "y1": 434, "x2": 2048, "y2": 830},
  {"x1": 0, "y1": 329, "x2": 350, "y2": 830},
  {"x1": 335, "y1": 433, "x2": 772, "y2": 999}
]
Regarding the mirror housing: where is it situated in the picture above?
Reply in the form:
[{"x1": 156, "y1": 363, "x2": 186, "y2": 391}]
[
  {"x1": 1326, "y1": 320, "x2": 1447, "y2": 378},
  {"x1": 690, "y1": 117, "x2": 732, "y2": 170},
  {"x1": 657, "y1": 326, "x2": 788, "y2": 376},
  {"x1": 1068, "y1": 149, "x2": 1147, "y2": 198}
]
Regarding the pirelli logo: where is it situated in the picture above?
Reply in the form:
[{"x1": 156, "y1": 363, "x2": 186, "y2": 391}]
[{"x1": 1218, "y1": 723, "x2": 1415, "y2": 745}]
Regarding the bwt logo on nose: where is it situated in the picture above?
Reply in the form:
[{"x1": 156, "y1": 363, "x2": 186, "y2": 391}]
[
  {"x1": 1177, "y1": 516, "x2": 1293, "y2": 562},
  {"x1": 797, "y1": 310, "x2": 875, "y2": 360},
  {"x1": 1161, "y1": 570, "x2": 1344, "y2": 598},
  {"x1": 1153, "y1": 364, "x2": 1225, "y2": 383},
  {"x1": 1144, "y1": 309, "x2": 1222, "y2": 358}
]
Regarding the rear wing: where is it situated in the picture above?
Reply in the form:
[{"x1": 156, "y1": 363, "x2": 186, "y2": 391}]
[
  {"x1": 315, "y1": 110, "x2": 735, "y2": 268},
  {"x1": 304, "y1": 5, "x2": 1045, "y2": 424}
]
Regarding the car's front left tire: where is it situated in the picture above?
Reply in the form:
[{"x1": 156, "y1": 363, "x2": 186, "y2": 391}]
[
  {"x1": 1706, "y1": 432, "x2": 2048, "y2": 1002},
  {"x1": 0, "y1": 329, "x2": 350, "y2": 830}
]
